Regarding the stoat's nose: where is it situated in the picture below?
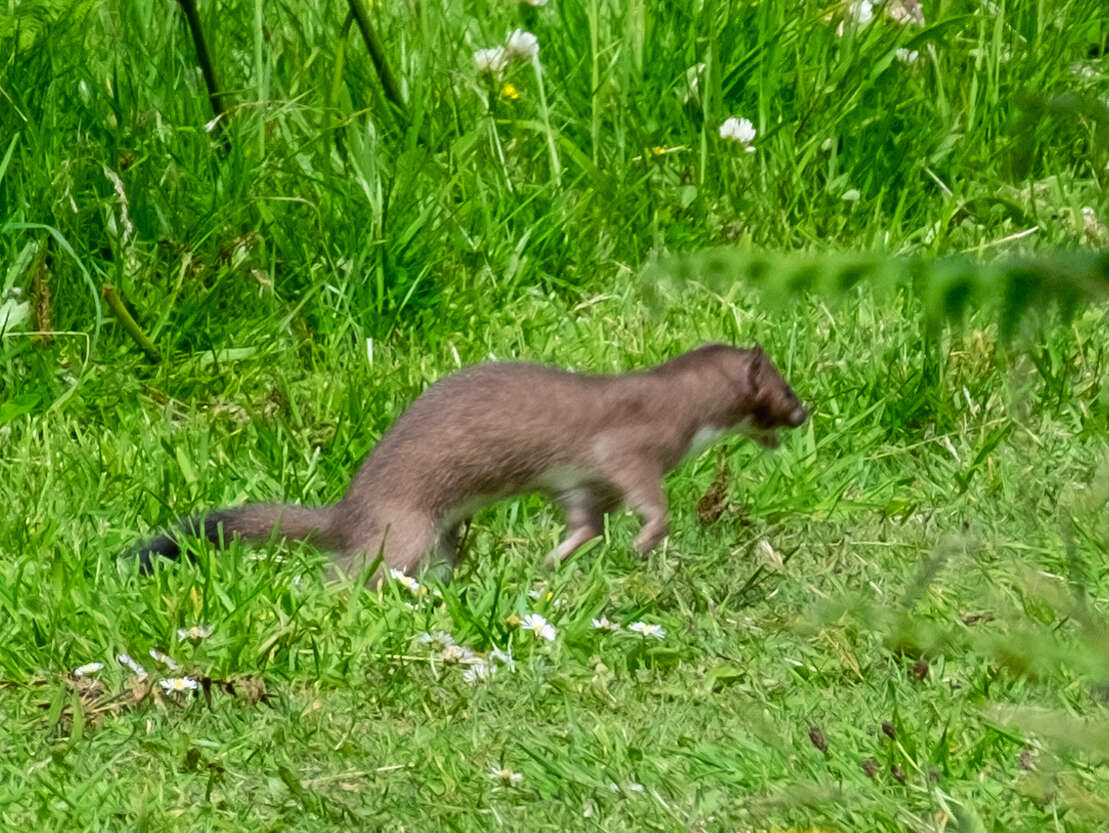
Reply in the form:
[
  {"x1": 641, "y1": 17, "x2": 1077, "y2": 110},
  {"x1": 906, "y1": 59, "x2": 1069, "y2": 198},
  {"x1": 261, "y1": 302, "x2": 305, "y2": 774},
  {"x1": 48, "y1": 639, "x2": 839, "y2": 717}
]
[{"x1": 789, "y1": 406, "x2": 808, "y2": 428}]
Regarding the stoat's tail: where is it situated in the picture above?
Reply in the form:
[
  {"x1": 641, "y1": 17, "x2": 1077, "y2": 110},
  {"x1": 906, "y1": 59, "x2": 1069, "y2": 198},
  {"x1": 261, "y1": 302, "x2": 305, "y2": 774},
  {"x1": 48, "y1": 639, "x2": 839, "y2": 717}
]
[{"x1": 130, "y1": 503, "x2": 338, "y2": 573}]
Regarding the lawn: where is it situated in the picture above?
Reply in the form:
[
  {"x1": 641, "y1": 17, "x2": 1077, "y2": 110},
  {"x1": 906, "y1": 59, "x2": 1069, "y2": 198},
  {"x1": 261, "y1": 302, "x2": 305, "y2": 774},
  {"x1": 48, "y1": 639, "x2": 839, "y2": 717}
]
[{"x1": 1, "y1": 1, "x2": 1108, "y2": 830}]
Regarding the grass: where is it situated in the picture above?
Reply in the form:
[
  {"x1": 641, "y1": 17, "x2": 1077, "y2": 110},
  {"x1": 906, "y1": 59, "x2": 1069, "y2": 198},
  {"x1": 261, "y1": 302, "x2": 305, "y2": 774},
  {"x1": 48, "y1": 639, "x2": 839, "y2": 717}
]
[
  {"x1": 2, "y1": 290, "x2": 1108, "y2": 831},
  {"x1": 1, "y1": 0, "x2": 1108, "y2": 830}
]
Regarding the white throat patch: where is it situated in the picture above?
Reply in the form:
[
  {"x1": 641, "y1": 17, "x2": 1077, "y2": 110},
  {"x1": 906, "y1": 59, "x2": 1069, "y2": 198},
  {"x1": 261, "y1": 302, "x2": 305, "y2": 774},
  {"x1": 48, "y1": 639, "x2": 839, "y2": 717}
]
[{"x1": 687, "y1": 426, "x2": 728, "y2": 457}]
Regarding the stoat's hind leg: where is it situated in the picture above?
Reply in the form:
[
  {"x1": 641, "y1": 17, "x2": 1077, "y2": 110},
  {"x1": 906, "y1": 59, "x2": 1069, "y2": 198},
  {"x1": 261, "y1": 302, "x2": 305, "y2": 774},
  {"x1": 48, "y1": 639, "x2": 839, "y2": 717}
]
[
  {"x1": 332, "y1": 509, "x2": 439, "y2": 586},
  {"x1": 419, "y1": 523, "x2": 463, "y2": 586},
  {"x1": 546, "y1": 482, "x2": 619, "y2": 568}
]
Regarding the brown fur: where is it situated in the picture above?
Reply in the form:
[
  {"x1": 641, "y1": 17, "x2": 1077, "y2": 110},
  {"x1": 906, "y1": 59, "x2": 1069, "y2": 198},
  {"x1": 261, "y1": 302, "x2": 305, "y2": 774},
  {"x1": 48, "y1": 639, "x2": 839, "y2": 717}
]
[{"x1": 133, "y1": 344, "x2": 807, "y2": 580}]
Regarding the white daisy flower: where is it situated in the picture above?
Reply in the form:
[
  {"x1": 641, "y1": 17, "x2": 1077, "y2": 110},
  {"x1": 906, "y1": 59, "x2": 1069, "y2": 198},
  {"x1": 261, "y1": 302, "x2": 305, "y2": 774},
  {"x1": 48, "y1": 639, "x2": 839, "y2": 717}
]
[
  {"x1": 440, "y1": 644, "x2": 480, "y2": 665},
  {"x1": 73, "y1": 662, "x2": 103, "y2": 677},
  {"x1": 462, "y1": 661, "x2": 494, "y2": 683},
  {"x1": 148, "y1": 649, "x2": 181, "y2": 671},
  {"x1": 176, "y1": 625, "x2": 214, "y2": 642},
  {"x1": 414, "y1": 630, "x2": 456, "y2": 650},
  {"x1": 887, "y1": 0, "x2": 925, "y2": 25},
  {"x1": 628, "y1": 621, "x2": 666, "y2": 640},
  {"x1": 718, "y1": 116, "x2": 757, "y2": 151},
  {"x1": 520, "y1": 613, "x2": 557, "y2": 641},
  {"x1": 389, "y1": 568, "x2": 423, "y2": 595},
  {"x1": 489, "y1": 765, "x2": 524, "y2": 786},
  {"x1": 158, "y1": 677, "x2": 198, "y2": 693},
  {"x1": 474, "y1": 46, "x2": 509, "y2": 76},
  {"x1": 896, "y1": 48, "x2": 920, "y2": 64},
  {"x1": 117, "y1": 653, "x2": 148, "y2": 679},
  {"x1": 849, "y1": 0, "x2": 874, "y2": 24},
  {"x1": 505, "y1": 29, "x2": 539, "y2": 62},
  {"x1": 591, "y1": 615, "x2": 620, "y2": 631},
  {"x1": 520, "y1": 0, "x2": 548, "y2": 5}
]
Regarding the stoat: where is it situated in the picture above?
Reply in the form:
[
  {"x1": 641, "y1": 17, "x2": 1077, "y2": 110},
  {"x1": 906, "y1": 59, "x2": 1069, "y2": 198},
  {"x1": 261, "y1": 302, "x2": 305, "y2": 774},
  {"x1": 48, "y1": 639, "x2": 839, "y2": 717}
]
[{"x1": 132, "y1": 344, "x2": 807, "y2": 580}]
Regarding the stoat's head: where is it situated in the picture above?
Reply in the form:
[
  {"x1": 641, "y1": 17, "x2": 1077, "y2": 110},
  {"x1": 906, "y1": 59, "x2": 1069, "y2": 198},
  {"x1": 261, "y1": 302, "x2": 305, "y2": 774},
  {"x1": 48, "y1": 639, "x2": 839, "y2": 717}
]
[{"x1": 692, "y1": 343, "x2": 808, "y2": 449}]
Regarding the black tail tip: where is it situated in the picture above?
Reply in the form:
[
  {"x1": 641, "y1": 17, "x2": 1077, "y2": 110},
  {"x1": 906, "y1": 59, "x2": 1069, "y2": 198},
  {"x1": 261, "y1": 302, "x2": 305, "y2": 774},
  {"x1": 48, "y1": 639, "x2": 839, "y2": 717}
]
[
  {"x1": 126, "y1": 514, "x2": 221, "y2": 574},
  {"x1": 127, "y1": 535, "x2": 182, "y2": 574}
]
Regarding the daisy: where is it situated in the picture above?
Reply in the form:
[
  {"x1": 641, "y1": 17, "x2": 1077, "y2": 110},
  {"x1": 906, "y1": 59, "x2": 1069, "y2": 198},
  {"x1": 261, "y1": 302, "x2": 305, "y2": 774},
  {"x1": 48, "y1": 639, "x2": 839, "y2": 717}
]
[
  {"x1": 627, "y1": 621, "x2": 665, "y2": 640},
  {"x1": 520, "y1": 0, "x2": 548, "y2": 5},
  {"x1": 849, "y1": 0, "x2": 874, "y2": 25},
  {"x1": 520, "y1": 613, "x2": 557, "y2": 641},
  {"x1": 505, "y1": 29, "x2": 539, "y2": 62},
  {"x1": 440, "y1": 644, "x2": 480, "y2": 665},
  {"x1": 718, "y1": 117, "x2": 757, "y2": 151},
  {"x1": 462, "y1": 661, "x2": 494, "y2": 683},
  {"x1": 148, "y1": 649, "x2": 181, "y2": 671},
  {"x1": 158, "y1": 677, "x2": 198, "y2": 693},
  {"x1": 887, "y1": 0, "x2": 925, "y2": 25},
  {"x1": 591, "y1": 615, "x2": 620, "y2": 631},
  {"x1": 389, "y1": 568, "x2": 422, "y2": 594},
  {"x1": 176, "y1": 625, "x2": 214, "y2": 642},
  {"x1": 489, "y1": 765, "x2": 524, "y2": 786},
  {"x1": 73, "y1": 662, "x2": 103, "y2": 677},
  {"x1": 117, "y1": 653, "x2": 148, "y2": 679},
  {"x1": 413, "y1": 630, "x2": 456, "y2": 650},
  {"x1": 474, "y1": 46, "x2": 508, "y2": 76}
]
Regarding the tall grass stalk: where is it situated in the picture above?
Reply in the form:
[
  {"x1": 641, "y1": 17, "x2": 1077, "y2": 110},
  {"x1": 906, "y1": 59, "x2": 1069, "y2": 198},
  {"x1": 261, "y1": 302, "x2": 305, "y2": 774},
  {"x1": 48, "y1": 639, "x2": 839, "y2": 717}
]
[{"x1": 531, "y1": 54, "x2": 562, "y2": 188}]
